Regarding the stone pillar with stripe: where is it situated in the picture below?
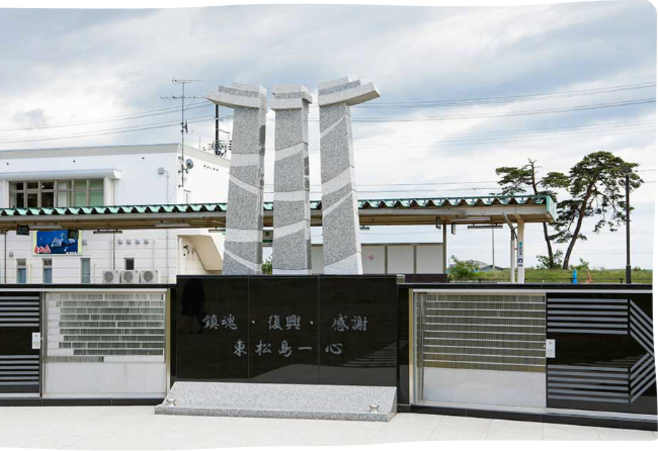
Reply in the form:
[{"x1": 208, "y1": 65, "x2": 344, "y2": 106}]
[
  {"x1": 206, "y1": 83, "x2": 267, "y2": 274},
  {"x1": 271, "y1": 85, "x2": 313, "y2": 274},
  {"x1": 318, "y1": 77, "x2": 380, "y2": 274}
]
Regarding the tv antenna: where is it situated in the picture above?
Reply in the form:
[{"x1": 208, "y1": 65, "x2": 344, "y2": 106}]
[{"x1": 160, "y1": 78, "x2": 204, "y2": 188}]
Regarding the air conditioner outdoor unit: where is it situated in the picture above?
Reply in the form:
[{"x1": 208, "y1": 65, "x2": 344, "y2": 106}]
[
  {"x1": 120, "y1": 270, "x2": 139, "y2": 284},
  {"x1": 140, "y1": 269, "x2": 160, "y2": 284},
  {"x1": 102, "y1": 270, "x2": 120, "y2": 284}
]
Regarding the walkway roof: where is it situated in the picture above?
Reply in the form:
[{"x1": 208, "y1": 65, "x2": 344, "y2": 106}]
[{"x1": 0, "y1": 195, "x2": 556, "y2": 232}]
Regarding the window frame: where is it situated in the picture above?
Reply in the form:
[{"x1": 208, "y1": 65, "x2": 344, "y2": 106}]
[
  {"x1": 16, "y1": 259, "x2": 27, "y2": 284},
  {"x1": 43, "y1": 258, "x2": 53, "y2": 284},
  {"x1": 9, "y1": 179, "x2": 104, "y2": 208}
]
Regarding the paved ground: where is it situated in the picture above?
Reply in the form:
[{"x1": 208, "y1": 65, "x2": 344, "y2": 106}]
[{"x1": 0, "y1": 406, "x2": 655, "y2": 448}]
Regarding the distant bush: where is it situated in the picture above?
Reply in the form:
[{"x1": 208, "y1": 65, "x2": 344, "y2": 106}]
[
  {"x1": 449, "y1": 256, "x2": 480, "y2": 281},
  {"x1": 261, "y1": 256, "x2": 272, "y2": 275}
]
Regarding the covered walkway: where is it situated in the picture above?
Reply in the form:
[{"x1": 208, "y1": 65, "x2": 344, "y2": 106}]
[{"x1": 0, "y1": 195, "x2": 556, "y2": 283}]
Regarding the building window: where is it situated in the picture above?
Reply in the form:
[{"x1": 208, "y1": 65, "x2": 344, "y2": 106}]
[
  {"x1": 125, "y1": 258, "x2": 135, "y2": 271},
  {"x1": 16, "y1": 259, "x2": 26, "y2": 284},
  {"x1": 81, "y1": 258, "x2": 91, "y2": 284},
  {"x1": 9, "y1": 179, "x2": 104, "y2": 208},
  {"x1": 43, "y1": 259, "x2": 53, "y2": 284}
]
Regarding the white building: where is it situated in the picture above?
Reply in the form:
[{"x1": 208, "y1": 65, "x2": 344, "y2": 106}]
[{"x1": 0, "y1": 143, "x2": 230, "y2": 284}]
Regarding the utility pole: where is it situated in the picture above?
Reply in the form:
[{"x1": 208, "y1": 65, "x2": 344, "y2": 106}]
[
  {"x1": 625, "y1": 167, "x2": 632, "y2": 284},
  {"x1": 161, "y1": 78, "x2": 203, "y2": 188},
  {"x1": 215, "y1": 104, "x2": 220, "y2": 155}
]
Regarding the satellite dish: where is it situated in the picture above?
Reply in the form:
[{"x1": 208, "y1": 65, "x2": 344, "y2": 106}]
[{"x1": 185, "y1": 159, "x2": 194, "y2": 170}]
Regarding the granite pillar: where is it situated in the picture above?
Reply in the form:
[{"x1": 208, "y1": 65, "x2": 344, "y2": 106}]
[
  {"x1": 206, "y1": 83, "x2": 267, "y2": 275},
  {"x1": 270, "y1": 85, "x2": 313, "y2": 274},
  {"x1": 318, "y1": 77, "x2": 380, "y2": 274}
]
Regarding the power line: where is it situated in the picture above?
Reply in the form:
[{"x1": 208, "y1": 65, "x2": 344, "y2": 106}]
[
  {"x1": 0, "y1": 101, "x2": 210, "y2": 132},
  {"x1": 3, "y1": 81, "x2": 653, "y2": 132},
  {"x1": 263, "y1": 186, "x2": 504, "y2": 194},
  {"x1": 264, "y1": 180, "x2": 501, "y2": 187},
  {"x1": 339, "y1": 120, "x2": 656, "y2": 143},
  {"x1": 348, "y1": 98, "x2": 657, "y2": 122},
  {"x1": 219, "y1": 98, "x2": 656, "y2": 123},
  {"x1": 353, "y1": 82, "x2": 656, "y2": 108},
  {"x1": 0, "y1": 115, "x2": 214, "y2": 145}
]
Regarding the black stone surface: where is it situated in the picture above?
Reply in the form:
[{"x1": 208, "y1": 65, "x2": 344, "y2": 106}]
[
  {"x1": 0, "y1": 291, "x2": 41, "y2": 395},
  {"x1": 175, "y1": 277, "x2": 249, "y2": 381},
  {"x1": 174, "y1": 275, "x2": 399, "y2": 387},
  {"x1": 546, "y1": 291, "x2": 656, "y2": 416}
]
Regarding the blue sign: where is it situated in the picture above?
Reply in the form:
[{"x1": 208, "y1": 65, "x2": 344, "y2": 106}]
[{"x1": 33, "y1": 230, "x2": 81, "y2": 255}]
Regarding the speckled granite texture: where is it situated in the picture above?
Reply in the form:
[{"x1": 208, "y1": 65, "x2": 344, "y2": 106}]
[
  {"x1": 318, "y1": 77, "x2": 380, "y2": 274},
  {"x1": 155, "y1": 382, "x2": 397, "y2": 422},
  {"x1": 271, "y1": 85, "x2": 312, "y2": 275},
  {"x1": 206, "y1": 82, "x2": 267, "y2": 274}
]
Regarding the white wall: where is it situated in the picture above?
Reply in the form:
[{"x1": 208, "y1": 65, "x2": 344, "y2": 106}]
[
  {"x1": 182, "y1": 147, "x2": 231, "y2": 204},
  {"x1": 311, "y1": 243, "x2": 445, "y2": 274},
  {"x1": 422, "y1": 368, "x2": 546, "y2": 409},
  {"x1": 0, "y1": 144, "x2": 231, "y2": 283}
]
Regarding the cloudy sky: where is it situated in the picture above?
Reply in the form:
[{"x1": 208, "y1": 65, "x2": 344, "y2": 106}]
[{"x1": 0, "y1": 1, "x2": 655, "y2": 270}]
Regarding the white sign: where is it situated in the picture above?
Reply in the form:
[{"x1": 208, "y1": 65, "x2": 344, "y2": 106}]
[
  {"x1": 31, "y1": 332, "x2": 41, "y2": 350},
  {"x1": 546, "y1": 339, "x2": 556, "y2": 358}
]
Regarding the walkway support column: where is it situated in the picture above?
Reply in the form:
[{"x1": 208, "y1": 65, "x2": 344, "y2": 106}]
[
  {"x1": 517, "y1": 219, "x2": 525, "y2": 284},
  {"x1": 271, "y1": 85, "x2": 313, "y2": 274},
  {"x1": 510, "y1": 229, "x2": 516, "y2": 283},
  {"x1": 206, "y1": 83, "x2": 267, "y2": 275},
  {"x1": 317, "y1": 77, "x2": 380, "y2": 274}
]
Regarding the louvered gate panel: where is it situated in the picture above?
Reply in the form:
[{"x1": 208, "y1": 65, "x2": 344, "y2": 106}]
[
  {"x1": 0, "y1": 292, "x2": 41, "y2": 397},
  {"x1": 46, "y1": 292, "x2": 165, "y2": 362},
  {"x1": 419, "y1": 293, "x2": 546, "y2": 372}
]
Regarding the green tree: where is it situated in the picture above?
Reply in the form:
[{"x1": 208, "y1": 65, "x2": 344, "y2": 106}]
[
  {"x1": 570, "y1": 258, "x2": 590, "y2": 271},
  {"x1": 449, "y1": 256, "x2": 480, "y2": 281},
  {"x1": 552, "y1": 151, "x2": 643, "y2": 269},
  {"x1": 536, "y1": 250, "x2": 564, "y2": 270},
  {"x1": 496, "y1": 159, "x2": 568, "y2": 269},
  {"x1": 261, "y1": 256, "x2": 272, "y2": 275}
]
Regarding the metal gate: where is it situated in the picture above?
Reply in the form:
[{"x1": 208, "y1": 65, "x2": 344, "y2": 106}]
[
  {"x1": 0, "y1": 292, "x2": 41, "y2": 397},
  {"x1": 412, "y1": 290, "x2": 547, "y2": 408}
]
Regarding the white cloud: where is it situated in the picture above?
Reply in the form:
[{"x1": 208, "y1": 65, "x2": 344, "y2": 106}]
[{"x1": 0, "y1": 1, "x2": 655, "y2": 269}]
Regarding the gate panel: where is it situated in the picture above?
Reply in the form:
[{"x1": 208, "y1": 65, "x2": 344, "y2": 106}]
[
  {"x1": 0, "y1": 292, "x2": 41, "y2": 397},
  {"x1": 413, "y1": 291, "x2": 547, "y2": 408},
  {"x1": 546, "y1": 292, "x2": 656, "y2": 415}
]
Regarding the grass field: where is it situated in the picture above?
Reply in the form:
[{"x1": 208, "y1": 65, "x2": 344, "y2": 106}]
[{"x1": 461, "y1": 268, "x2": 654, "y2": 284}]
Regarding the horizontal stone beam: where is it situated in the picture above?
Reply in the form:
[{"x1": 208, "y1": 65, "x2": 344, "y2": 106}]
[
  {"x1": 318, "y1": 77, "x2": 380, "y2": 107},
  {"x1": 206, "y1": 82, "x2": 267, "y2": 109},
  {"x1": 271, "y1": 85, "x2": 313, "y2": 110}
]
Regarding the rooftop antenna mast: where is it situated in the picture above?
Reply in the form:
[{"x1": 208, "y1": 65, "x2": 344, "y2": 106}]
[{"x1": 160, "y1": 78, "x2": 203, "y2": 188}]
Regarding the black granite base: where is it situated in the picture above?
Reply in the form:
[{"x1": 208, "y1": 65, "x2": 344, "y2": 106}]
[
  {"x1": 173, "y1": 275, "x2": 401, "y2": 387},
  {"x1": 0, "y1": 398, "x2": 164, "y2": 407},
  {"x1": 404, "y1": 405, "x2": 658, "y2": 432}
]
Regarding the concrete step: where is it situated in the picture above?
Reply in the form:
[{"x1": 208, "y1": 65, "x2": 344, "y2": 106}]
[{"x1": 155, "y1": 381, "x2": 397, "y2": 422}]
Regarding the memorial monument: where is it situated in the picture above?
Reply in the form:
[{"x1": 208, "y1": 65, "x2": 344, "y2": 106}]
[
  {"x1": 156, "y1": 77, "x2": 396, "y2": 421},
  {"x1": 206, "y1": 83, "x2": 267, "y2": 275},
  {"x1": 270, "y1": 85, "x2": 313, "y2": 274}
]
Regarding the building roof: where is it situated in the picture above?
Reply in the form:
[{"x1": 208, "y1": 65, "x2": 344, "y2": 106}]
[{"x1": 0, "y1": 195, "x2": 556, "y2": 231}]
